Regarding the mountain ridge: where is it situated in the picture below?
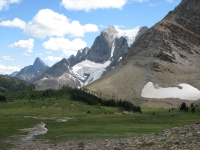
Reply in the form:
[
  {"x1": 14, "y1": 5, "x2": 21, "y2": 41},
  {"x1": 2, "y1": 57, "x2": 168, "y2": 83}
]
[
  {"x1": 14, "y1": 57, "x2": 49, "y2": 82},
  {"x1": 86, "y1": 0, "x2": 200, "y2": 107}
]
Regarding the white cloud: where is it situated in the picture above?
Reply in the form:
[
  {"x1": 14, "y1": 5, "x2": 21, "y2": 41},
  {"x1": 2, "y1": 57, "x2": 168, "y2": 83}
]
[
  {"x1": 61, "y1": 0, "x2": 127, "y2": 11},
  {"x1": 9, "y1": 38, "x2": 34, "y2": 49},
  {"x1": 23, "y1": 49, "x2": 33, "y2": 56},
  {"x1": 132, "y1": 0, "x2": 149, "y2": 2},
  {"x1": 24, "y1": 9, "x2": 98, "y2": 39},
  {"x1": 45, "y1": 56, "x2": 62, "y2": 62},
  {"x1": 9, "y1": 39, "x2": 34, "y2": 56},
  {"x1": 2, "y1": 55, "x2": 15, "y2": 61},
  {"x1": 0, "y1": 0, "x2": 21, "y2": 11},
  {"x1": 0, "y1": 18, "x2": 26, "y2": 29},
  {"x1": 42, "y1": 37, "x2": 87, "y2": 56},
  {"x1": 0, "y1": 64, "x2": 20, "y2": 75}
]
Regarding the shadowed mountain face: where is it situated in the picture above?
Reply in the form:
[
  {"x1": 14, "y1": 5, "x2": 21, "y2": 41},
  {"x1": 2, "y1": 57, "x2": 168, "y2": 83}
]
[
  {"x1": 86, "y1": 0, "x2": 200, "y2": 107},
  {"x1": 14, "y1": 57, "x2": 49, "y2": 82},
  {"x1": 32, "y1": 58, "x2": 70, "y2": 83}
]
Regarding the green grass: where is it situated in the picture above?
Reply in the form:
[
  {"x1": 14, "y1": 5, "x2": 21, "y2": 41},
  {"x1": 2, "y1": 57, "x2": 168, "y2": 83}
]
[{"x1": 0, "y1": 97, "x2": 200, "y2": 145}]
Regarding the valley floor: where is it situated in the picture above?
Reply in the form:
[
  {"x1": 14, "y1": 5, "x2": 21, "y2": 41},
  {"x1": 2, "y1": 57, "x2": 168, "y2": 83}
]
[{"x1": 4, "y1": 123, "x2": 200, "y2": 150}]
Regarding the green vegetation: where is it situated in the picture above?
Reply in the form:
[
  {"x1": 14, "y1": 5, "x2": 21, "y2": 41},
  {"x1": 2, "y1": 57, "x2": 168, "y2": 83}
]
[
  {"x1": 180, "y1": 102, "x2": 197, "y2": 113},
  {"x1": 0, "y1": 95, "x2": 6, "y2": 102},
  {"x1": 0, "y1": 75, "x2": 35, "y2": 93},
  {"x1": 4, "y1": 86, "x2": 141, "y2": 113},
  {"x1": 0, "y1": 86, "x2": 200, "y2": 149}
]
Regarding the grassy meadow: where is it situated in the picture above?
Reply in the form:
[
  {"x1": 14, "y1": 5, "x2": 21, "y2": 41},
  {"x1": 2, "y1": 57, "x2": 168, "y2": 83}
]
[
  {"x1": 0, "y1": 94, "x2": 200, "y2": 147},
  {"x1": 0, "y1": 86, "x2": 200, "y2": 149}
]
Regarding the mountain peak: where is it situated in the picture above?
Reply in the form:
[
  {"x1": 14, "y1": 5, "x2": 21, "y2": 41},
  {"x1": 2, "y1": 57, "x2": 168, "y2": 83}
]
[
  {"x1": 103, "y1": 25, "x2": 118, "y2": 34},
  {"x1": 33, "y1": 57, "x2": 47, "y2": 67}
]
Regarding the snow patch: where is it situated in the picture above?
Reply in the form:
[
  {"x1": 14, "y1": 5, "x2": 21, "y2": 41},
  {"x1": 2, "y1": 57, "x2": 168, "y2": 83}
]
[
  {"x1": 141, "y1": 82, "x2": 200, "y2": 100},
  {"x1": 110, "y1": 41, "x2": 115, "y2": 58},
  {"x1": 116, "y1": 26, "x2": 141, "y2": 46},
  {"x1": 72, "y1": 60, "x2": 111, "y2": 86}
]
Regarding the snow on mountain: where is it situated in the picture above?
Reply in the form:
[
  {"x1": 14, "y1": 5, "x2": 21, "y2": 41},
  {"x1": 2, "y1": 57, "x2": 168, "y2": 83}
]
[
  {"x1": 71, "y1": 34, "x2": 120, "y2": 86},
  {"x1": 110, "y1": 41, "x2": 115, "y2": 58},
  {"x1": 116, "y1": 26, "x2": 142, "y2": 46},
  {"x1": 141, "y1": 82, "x2": 200, "y2": 100},
  {"x1": 69, "y1": 26, "x2": 148, "y2": 87},
  {"x1": 72, "y1": 59, "x2": 111, "y2": 86}
]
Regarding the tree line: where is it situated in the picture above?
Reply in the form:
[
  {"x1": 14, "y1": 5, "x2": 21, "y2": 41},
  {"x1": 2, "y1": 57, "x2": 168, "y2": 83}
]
[
  {"x1": 180, "y1": 102, "x2": 197, "y2": 113},
  {"x1": 3, "y1": 85, "x2": 142, "y2": 113},
  {"x1": 70, "y1": 88, "x2": 142, "y2": 113}
]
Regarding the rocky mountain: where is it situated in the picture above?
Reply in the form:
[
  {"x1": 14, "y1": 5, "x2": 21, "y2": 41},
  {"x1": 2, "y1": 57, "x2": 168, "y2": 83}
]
[
  {"x1": 0, "y1": 74, "x2": 35, "y2": 93},
  {"x1": 35, "y1": 26, "x2": 148, "y2": 90},
  {"x1": 32, "y1": 58, "x2": 70, "y2": 83},
  {"x1": 14, "y1": 57, "x2": 49, "y2": 82},
  {"x1": 86, "y1": 0, "x2": 200, "y2": 107}
]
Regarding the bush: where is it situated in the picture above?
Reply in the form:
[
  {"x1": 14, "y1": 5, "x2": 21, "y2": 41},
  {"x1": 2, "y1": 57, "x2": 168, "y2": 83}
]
[
  {"x1": 180, "y1": 102, "x2": 187, "y2": 111},
  {"x1": 0, "y1": 94, "x2": 6, "y2": 102}
]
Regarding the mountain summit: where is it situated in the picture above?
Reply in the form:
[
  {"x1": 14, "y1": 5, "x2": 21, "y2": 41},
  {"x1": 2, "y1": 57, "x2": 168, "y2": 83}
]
[
  {"x1": 86, "y1": 0, "x2": 200, "y2": 107},
  {"x1": 14, "y1": 57, "x2": 49, "y2": 82}
]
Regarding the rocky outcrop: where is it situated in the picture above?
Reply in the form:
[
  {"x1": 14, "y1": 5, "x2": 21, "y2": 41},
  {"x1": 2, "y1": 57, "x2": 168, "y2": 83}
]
[
  {"x1": 86, "y1": 0, "x2": 200, "y2": 105},
  {"x1": 76, "y1": 47, "x2": 89, "y2": 60},
  {"x1": 105, "y1": 37, "x2": 129, "y2": 73},
  {"x1": 87, "y1": 26, "x2": 118, "y2": 63}
]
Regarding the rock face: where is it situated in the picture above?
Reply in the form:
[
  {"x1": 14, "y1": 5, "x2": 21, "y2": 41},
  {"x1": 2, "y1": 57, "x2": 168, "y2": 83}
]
[
  {"x1": 86, "y1": 0, "x2": 200, "y2": 106},
  {"x1": 34, "y1": 26, "x2": 148, "y2": 90},
  {"x1": 14, "y1": 57, "x2": 49, "y2": 82},
  {"x1": 87, "y1": 26, "x2": 118, "y2": 63},
  {"x1": 32, "y1": 58, "x2": 70, "y2": 83}
]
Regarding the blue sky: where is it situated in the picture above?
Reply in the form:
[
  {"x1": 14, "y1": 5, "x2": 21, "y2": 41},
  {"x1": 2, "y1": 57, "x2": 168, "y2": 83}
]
[{"x1": 0, "y1": 0, "x2": 181, "y2": 75}]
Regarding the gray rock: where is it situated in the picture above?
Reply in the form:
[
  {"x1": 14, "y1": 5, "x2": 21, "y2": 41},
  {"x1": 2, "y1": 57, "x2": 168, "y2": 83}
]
[
  {"x1": 15, "y1": 57, "x2": 49, "y2": 82},
  {"x1": 32, "y1": 58, "x2": 70, "y2": 83}
]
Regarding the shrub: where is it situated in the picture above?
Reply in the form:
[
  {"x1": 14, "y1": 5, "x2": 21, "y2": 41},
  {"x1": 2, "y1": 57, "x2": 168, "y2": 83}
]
[{"x1": 0, "y1": 94, "x2": 6, "y2": 102}]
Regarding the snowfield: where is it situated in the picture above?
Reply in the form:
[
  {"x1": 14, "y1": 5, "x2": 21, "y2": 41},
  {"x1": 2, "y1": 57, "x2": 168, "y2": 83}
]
[
  {"x1": 116, "y1": 26, "x2": 142, "y2": 46},
  {"x1": 141, "y1": 82, "x2": 200, "y2": 100},
  {"x1": 72, "y1": 60, "x2": 111, "y2": 86}
]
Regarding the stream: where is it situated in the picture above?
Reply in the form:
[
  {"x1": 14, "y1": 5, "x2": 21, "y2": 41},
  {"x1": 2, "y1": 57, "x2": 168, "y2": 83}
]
[{"x1": 20, "y1": 122, "x2": 48, "y2": 142}]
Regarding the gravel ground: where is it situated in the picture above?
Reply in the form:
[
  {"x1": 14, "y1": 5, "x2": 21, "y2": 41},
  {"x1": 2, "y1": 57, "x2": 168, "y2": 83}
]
[{"x1": 7, "y1": 123, "x2": 200, "y2": 150}]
